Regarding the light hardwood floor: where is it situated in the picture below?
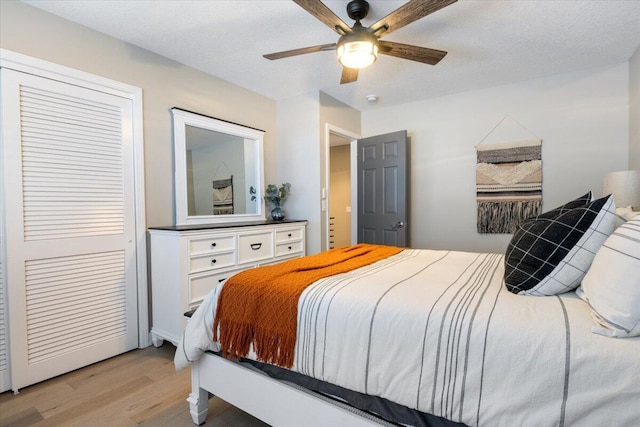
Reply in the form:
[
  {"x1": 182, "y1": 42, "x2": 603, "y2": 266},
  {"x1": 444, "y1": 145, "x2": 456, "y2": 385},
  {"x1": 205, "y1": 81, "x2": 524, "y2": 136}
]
[{"x1": 0, "y1": 344, "x2": 270, "y2": 427}]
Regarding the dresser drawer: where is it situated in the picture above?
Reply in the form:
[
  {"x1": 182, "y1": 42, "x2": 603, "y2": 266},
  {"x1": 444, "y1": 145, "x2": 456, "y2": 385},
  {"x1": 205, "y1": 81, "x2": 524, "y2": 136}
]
[
  {"x1": 150, "y1": 221, "x2": 306, "y2": 348},
  {"x1": 238, "y1": 231, "x2": 274, "y2": 264},
  {"x1": 188, "y1": 268, "x2": 241, "y2": 309},
  {"x1": 189, "y1": 251, "x2": 235, "y2": 273},
  {"x1": 275, "y1": 227, "x2": 304, "y2": 243},
  {"x1": 189, "y1": 234, "x2": 235, "y2": 255},
  {"x1": 275, "y1": 240, "x2": 304, "y2": 258}
]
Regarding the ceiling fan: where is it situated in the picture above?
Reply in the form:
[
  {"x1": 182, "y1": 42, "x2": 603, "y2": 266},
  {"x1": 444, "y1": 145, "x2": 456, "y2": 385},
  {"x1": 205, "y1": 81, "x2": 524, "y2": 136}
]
[{"x1": 263, "y1": 0, "x2": 458, "y2": 84}]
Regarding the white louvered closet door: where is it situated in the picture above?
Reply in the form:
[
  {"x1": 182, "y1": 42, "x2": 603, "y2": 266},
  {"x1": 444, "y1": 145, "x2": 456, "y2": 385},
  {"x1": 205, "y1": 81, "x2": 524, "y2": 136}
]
[
  {"x1": 0, "y1": 68, "x2": 138, "y2": 391},
  {"x1": 0, "y1": 210, "x2": 7, "y2": 393}
]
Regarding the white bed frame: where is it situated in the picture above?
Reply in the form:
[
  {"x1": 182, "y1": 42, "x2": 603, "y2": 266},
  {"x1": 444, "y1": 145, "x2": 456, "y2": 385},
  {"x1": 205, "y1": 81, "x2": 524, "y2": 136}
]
[{"x1": 188, "y1": 352, "x2": 386, "y2": 426}]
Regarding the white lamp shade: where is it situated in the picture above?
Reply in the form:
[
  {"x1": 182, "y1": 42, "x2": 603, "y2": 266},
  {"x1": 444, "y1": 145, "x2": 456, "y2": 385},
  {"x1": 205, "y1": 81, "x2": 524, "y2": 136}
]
[
  {"x1": 603, "y1": 170, "x2": 640, "y2": 209},
  {"x1": 337, "y1": 41, "x2": 378, "y2": 69}
]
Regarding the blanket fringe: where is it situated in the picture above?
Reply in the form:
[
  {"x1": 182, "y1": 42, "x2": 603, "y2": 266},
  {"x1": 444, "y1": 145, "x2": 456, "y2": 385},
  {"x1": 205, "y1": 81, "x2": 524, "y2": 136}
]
[
  {"x1": 213, "y1": 244, "x2": 403, "y2": 368},
  {"x1": 215, "y1": 320, "x2": 297, "y2": 367}
]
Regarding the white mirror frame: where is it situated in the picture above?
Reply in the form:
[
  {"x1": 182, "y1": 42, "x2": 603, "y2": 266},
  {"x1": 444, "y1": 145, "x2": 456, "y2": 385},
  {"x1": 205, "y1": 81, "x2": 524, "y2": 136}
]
[{"x1": 172, "y1": 108, "x2": 265, "y2": 225}]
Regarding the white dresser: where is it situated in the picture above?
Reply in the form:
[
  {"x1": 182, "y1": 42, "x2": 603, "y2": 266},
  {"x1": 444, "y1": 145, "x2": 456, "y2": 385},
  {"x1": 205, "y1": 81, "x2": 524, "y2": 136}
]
[{"x1": 148, "y1": 220, "x2": 307, "y2": 347}]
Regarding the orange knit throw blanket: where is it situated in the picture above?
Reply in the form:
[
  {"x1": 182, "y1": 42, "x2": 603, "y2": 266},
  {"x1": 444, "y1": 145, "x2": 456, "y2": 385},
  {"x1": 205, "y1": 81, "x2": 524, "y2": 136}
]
[{"x1": 213, "y1": 243, "x2": 403, "y2": 368}]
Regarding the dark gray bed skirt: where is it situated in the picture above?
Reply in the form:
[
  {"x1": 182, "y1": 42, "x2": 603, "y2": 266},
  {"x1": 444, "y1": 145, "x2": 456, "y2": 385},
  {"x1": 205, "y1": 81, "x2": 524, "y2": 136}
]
[{"x1": 236, "y1": 356, "x2": 467, "y2": 427}]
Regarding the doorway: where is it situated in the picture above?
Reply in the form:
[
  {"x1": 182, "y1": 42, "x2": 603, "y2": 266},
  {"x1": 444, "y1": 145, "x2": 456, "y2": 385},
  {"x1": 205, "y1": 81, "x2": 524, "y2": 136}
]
[
  {"x1": 324, "y1": 126, "x2": 410, "y2": 250},
  {"x1": 324, "y1": 125, "x2": 360, "y2": 251},
  {"x1": 329, "y1": 139, "x2": 351, "y2": 249}
]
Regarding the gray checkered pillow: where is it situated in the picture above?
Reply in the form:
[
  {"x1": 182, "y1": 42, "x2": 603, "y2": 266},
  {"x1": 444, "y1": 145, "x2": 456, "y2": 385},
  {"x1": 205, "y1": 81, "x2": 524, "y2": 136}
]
[
  {"x1": 505, "y1": 194, "x2": 616, "y2": 295},
  {"x1": 536, "y1": 191, "x2": 591, "y2": 219}
]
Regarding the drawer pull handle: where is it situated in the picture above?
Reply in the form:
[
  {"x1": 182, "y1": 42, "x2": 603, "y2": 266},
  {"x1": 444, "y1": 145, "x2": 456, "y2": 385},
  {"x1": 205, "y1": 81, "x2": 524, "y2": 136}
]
[
  {"x1": 288, "y1": 246, "x2": 292, "y2": 250},
  {"x1": 218, "y1": 278, "x2": 226, "y2": 283},
  {"x1": 250, "y1": 243, "x2": 262, "y2": 250},
  {"x1": 211, "y1": 259, "x2": 217, "y2": 264},
  {"x1": 288, "y1": 233, "x2": 292, "y2": 237},
  {"x1": 211, "y1": 242, "x2": 217, "y2": 248}
]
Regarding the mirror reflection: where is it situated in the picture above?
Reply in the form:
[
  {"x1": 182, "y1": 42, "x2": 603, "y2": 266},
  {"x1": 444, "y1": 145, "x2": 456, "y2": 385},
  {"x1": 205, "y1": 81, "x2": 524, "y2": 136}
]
[
  {"x1": 172, "y1": 107, "x2": 265, "y2": 226},
  {"x1": 185, "y1": 125, "x2": 258, "y2": 216}
]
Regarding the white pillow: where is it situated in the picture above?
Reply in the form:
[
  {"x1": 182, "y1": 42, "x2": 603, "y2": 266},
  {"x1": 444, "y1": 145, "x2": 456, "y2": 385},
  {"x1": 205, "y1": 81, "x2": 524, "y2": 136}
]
[
  {"x1": 577, "y1": 215, "x2": 640, "y2": 337},
  {"x1": 616, "y1": 206, "x2": 637, "y2": 222}
]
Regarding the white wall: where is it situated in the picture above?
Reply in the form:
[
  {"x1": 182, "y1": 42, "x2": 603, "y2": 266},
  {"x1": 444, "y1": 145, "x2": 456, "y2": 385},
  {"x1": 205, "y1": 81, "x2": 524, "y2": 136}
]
[
  {"x1": 362, "y1": 63, "x2": 629, "y2": 254},
  {"x1": 0, "y1": 1, "x2": 277, "y2": 228},
  {"x1": 630, "y1": 45, "x2": 640, "y2": 170}
]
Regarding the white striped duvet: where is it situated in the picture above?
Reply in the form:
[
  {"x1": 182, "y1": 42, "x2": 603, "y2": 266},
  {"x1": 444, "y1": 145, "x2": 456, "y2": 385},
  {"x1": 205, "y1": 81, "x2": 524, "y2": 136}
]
[{"x1": 176, "y1": 249, "x2": 640, "y2": 427}]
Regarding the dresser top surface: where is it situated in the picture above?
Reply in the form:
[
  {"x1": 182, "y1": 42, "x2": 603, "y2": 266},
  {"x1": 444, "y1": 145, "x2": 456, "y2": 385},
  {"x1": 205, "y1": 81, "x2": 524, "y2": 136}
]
[{"x1": 148, "y1": 219, "x2": 307, "y2": 232}]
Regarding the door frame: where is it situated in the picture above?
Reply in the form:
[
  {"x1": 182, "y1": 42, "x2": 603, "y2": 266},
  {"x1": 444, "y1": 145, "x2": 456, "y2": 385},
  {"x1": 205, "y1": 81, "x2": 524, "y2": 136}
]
[
  {"x1": 0, "y1": 49, "x2": 149, "y2": 348},
  {"x1": 323, "y1": 124, "x2": 360, "y2": 250}
]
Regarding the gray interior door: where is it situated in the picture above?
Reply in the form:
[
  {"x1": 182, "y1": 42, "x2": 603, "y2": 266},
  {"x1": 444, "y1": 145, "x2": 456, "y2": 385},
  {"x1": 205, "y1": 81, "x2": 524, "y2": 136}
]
[{"x1": 357, "y1": 130, "x2": 409, "y2": 247}]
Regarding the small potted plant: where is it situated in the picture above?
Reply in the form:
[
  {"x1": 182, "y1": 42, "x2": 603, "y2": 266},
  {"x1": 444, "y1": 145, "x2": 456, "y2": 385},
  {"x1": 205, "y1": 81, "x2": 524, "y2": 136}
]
[{"x1": 264, "y1": 183, "x2": 291, "y2": 221}]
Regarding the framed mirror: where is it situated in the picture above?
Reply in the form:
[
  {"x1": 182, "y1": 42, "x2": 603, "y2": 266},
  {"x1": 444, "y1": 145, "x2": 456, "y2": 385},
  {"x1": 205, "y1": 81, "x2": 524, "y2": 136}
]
[{"x1": 172, "y1": 108, "x2": 265, "y2": 225}]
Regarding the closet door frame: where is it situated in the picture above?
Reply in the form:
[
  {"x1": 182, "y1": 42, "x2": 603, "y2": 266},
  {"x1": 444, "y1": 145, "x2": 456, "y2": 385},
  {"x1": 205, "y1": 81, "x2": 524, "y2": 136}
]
[{"x1": 0, "y1": 48, "x2": 149, "y2": 348}]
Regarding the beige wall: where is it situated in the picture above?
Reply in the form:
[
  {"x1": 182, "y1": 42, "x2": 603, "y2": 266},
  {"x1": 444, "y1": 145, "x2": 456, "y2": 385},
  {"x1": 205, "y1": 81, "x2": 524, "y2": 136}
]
[
  {"x1": 630, "y1": 45, "x2": 640, "y2": 170},
  {"x1": 319, "y1": 92, "x2": 360, "y2": 251},
  {"x1": 363, "y1": 63, "x2": 629, "y2": 254},
  {"x1": 0, "y1": 1, "x2": 277, "y2": 228},
  {"x1": 3, "y1": 1, "x2": 634, "y2": 254},
  {"x1": 0, "y1": 0, "x2": 360, "y2": 254},
  {"x1": 329, "y1": 145, "x2": 351, "y2": 248},
  {"x1": 275, "y1": 93, "x2": 321, "y2": 252},
  {"x1": 275, "y1": 92, "x2": 360, "y2": 254}
]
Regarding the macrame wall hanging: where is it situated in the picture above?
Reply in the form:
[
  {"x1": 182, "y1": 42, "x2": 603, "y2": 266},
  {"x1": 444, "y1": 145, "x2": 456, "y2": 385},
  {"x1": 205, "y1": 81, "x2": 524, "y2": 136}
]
[
  {"x1": 476, "y1": 115, "x2": 542, "y2": 233},
  {"x1": 212, "y1": 161, "x2": 234, "y2": 215}
]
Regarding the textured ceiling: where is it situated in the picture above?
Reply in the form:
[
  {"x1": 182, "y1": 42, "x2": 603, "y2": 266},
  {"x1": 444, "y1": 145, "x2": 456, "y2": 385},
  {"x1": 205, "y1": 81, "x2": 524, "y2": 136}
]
[{"x1": 22, "y1": 0, "x2": 640, "y2": 111}]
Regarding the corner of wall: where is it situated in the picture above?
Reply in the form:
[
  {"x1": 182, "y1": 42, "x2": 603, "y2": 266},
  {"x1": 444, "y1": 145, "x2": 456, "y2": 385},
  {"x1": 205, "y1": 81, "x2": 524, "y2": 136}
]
[
  {"x1": 319, "y1": 91, "x2": 362, "y2": 135},
  {"x1": 275, "y1": 93, "x2": 322, "y2": 253},
  {"x1": 319, "y1": 91, "x2": 361, "y2": 252}
]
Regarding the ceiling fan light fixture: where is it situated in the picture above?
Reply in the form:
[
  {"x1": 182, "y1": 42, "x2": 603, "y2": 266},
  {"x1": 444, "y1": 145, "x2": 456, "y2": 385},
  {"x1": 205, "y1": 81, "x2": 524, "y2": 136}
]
[
  {"x1": 264, "y1": 0, "x2": 454, "y2": 84},
  {"x1": 337, "y1": 40, "x2": 378, "y2": 69},
  {"x1": 336, "y1": 24, "x2": 379, "y2": 69}
]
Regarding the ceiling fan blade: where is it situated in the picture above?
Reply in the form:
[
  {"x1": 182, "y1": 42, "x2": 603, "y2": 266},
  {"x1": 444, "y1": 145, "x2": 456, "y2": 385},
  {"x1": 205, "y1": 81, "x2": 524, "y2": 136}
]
[
  {"x1": 293, "y1": 0, "x2": 352, "y2": 35},
  {"x1": 263, "y1": 43, "x2": 336, "y2": 60},
  {"x1": 340, "y1": 67, "x2": 359, "y2": 84},
  {"x1": 378, "y1": 40, "x2": 447, "y2": 65},
  {"x1": 369, "y1": 0, "x2": 457, "y2": 37}
]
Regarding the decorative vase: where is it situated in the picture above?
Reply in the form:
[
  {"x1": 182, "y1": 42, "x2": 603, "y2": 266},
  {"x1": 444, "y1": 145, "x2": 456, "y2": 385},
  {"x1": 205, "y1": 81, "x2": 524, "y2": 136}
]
[{"x1": 271, "y1": 204, "x2": 285, "y2": 221}]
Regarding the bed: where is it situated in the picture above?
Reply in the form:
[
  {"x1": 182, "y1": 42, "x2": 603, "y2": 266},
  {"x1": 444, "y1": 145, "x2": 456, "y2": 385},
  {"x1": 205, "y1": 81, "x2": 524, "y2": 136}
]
[{"x1": 175, "y1": 194, "x2": 640, "y2": 427}]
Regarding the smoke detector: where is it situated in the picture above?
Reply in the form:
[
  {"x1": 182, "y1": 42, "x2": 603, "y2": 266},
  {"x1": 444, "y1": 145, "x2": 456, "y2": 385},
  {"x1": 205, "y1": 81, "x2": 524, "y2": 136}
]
[{"x1": 366, "y1": 94, "x2": 378, "y2": 104}]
